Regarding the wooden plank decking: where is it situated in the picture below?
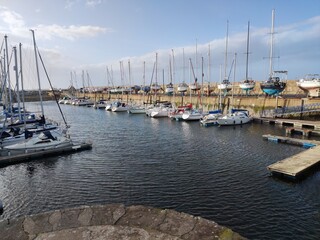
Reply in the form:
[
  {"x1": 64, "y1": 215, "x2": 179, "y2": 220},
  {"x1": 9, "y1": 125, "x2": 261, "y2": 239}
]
[
  {"x1": 267, "y1": 145, "x2": 320, "y2": 178},
  {"x1": 262, "y1": 134, "x2": 319, "y2": 148},
  {"x1": 253, "y1": 117, "x2": 320, "y2": 130}
]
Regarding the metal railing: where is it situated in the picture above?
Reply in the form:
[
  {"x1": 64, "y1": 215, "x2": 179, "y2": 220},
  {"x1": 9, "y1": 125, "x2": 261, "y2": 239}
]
[{"x1": 260, "y1": 102, "x2": 320, "y2": 118}]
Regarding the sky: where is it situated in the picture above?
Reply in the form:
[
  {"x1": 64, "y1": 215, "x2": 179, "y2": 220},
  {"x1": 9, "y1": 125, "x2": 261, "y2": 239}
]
[{"x1": 0, "y1": 0, "x2": 319, "y2": 90}]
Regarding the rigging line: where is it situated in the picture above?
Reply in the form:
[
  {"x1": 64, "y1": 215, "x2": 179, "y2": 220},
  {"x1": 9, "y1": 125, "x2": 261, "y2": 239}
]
[
  {"x1": 37, "y1": 49, "x2": 69, "y2": 128},
  {"x1": 0, "y1": 37, "x2": 4, "y2": 54},
  {"x1": 3, "y1": 49, "x2": 15, "y2": 92},
  {"x1": 227, "y1": 58, "x2": 235, "y2": 80}
]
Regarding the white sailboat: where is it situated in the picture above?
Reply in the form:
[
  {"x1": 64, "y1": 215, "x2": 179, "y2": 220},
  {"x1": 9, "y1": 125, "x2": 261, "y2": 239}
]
[
  {"x1": 2, "y1": 30, "x2": 72, "y2": 154},
  {"x1": 218, "y1": 21, "x2": 232, "y2": 93},
  {"x1": 239, "y1": 21, "x2": 255, "y2": 94},
  {"x1": 177, "y1": 49, "x2": 188, "y2": 94},
  {"x1": 4, "y1": 129, "x2": 72, "y2": 154}
]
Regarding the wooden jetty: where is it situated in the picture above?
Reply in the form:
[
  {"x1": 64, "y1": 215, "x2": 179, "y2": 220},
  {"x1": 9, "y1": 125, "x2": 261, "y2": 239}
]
[
  {"x1": 253, "y1": 117, "x2": 320, "y2": 130},
  {"x1": 267, "y1": 145, "x2": 320, "y2": 179},
  {"x1": 263, "y1": 134, "x2": 320, "y2": 179},
  {"x1": 262, "y1": 134, "x2": 319, "y2": 148},
  {"x1": 0, "y1": 142, "x2": 92, "y2": 168}
]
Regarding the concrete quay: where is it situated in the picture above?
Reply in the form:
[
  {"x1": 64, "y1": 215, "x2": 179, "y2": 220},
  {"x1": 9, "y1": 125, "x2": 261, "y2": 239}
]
[{"x1": 0, "y1": 204, "x2": 246, "y2": 240}]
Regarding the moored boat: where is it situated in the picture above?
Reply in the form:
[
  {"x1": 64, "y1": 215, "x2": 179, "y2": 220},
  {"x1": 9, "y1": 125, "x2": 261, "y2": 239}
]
[
  {"x1": 128, "y1": 105, "x2": 146, "y2": 114},
  {"x1": 168, "y1": 104, "x2": 192, "y2": 121},
  {"x1": 217, "y1": 109, "x2": 252, "y2": 126},
  {"x1": 94, "y1": 100, "x2": 109, "y2": 109},
  {"x1": 111, "y1": 102, "x2": 129, "y2": 112},
  {"x1": 200, "y1": 110, "x2": 222, "y2": 127},
  {"x1": 3, "y1": 129, "x2": 72, "y2": 155},
  {"x1": 182, "y1": 109, "x2": 203, "y2": 121}
]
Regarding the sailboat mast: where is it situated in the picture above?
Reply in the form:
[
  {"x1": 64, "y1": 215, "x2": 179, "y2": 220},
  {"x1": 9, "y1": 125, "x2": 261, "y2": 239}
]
[
  {"x1": 224, "y1": 21, "x2": 229, "y2": 80},
  {"x1": 155, "y1": 52, "x2": 158, "y2": 99},
  {"x1": 19, "y1": 43, "x2": 27, "y2": 128},
  {"x1": 13, "y1": 46, "x2": 22, "y2": 121},
  {"x1": 4, "y1": 35, "x2": 12, "y2": 115},
  {"x1": 128, "y1": 60, "x2": 131, "y2": 100},
  {"x1": 171, "y1": 49, "x2": 175, "y2": 99},
  {"x1": 245, "y1": 21, "x2": 250, "y2": 81},
  {"x1": 189, "y1": 58, "x2": 193, "y2": 103},
  {"x1": 30, "y1": 29, "x2": 44, "y2": 117},
  {"x1": 208, "y1": 44, "x2": 211, "y2": 84},
  {"x1": 232, "y1": 53, "x2": 237, "y2": 108},
  {"x1": 269, "y1": 9, "x2": 275, "y2": 78},
  {"x1": 219, "y1": 64, "x2": 222, "y2": 110},
  {"x1": 201, "y1": 56, "x2": 204, "y2": 100},
  {"x1": 183, "y1": 48, "x2": 185, "y2": 82}
]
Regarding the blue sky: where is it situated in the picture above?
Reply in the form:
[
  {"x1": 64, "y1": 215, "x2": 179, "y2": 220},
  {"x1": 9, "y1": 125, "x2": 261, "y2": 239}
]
[{"x1": 0, "y1": 0, "x2": 319, "y2": 89}]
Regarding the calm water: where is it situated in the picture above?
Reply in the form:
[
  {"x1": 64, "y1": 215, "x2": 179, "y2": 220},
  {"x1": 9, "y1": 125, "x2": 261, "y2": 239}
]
[{"x1": 0, "y1": 101, "x2": 319, "y2": 240}]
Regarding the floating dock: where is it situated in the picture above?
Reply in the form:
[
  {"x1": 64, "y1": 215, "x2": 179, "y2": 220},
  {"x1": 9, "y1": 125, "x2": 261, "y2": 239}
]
[
  {"x1": 0, "y1": 142, "x2": 92, "y2": 168},
  {"x1": 263, "y1": 134, "x2": 320, "y2": 179},
  {"x1": 262, "y1": 134, "x2": 319, "y2": 148},
  {"x1": 267, "y1": 145, "x2": 320, "y2": 179},
  {"x1": 254, "y1": 117, "x2": 320, "y2": 130}
]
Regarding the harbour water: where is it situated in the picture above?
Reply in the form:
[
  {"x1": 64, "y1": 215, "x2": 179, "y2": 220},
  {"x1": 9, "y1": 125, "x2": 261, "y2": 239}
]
[{"x1": 0, "y1": 101, "x2": 319, "y2": 239}]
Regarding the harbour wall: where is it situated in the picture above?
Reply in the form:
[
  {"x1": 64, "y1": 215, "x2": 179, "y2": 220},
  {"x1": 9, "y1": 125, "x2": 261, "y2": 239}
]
[
  {"x1": 0, "y1": 204, "x2": 246, "y2": 239},
  {"x1": 74, "y1": 80, "x2": 320, "y2": 116}
]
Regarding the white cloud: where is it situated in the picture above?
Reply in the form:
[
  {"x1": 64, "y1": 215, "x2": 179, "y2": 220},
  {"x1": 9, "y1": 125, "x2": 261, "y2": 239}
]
[
  {"x1": 0, "y1": 6, "x2": 25, "y2": 29},
  {"x1": 0, "y1": 6, "x2": 111, "y2": 41},
  {"x1": 65, "y1": 0, "x2": 77, "y2": 9},
  {"x1": 34, "y1": 24, "x2": 110, "y2": 41},
  {"x1": 86, "y1": 0, "x2": 102, "y2": 7}
]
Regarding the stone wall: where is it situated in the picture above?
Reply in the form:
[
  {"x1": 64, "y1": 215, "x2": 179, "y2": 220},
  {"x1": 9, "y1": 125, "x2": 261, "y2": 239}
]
[{"x1": 0, "y1": 204, "x2": 246, "y2": 240}]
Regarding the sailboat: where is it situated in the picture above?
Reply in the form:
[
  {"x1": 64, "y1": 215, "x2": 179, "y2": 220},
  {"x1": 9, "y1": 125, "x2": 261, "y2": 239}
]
[
  {"x1": 239, "y1": 21, "x2": 255, "y2": 94},
  {"x1": 260, "y1": 9, "x2": 286, "y2": 96},
  {"x1": 3, "y1": 30, "x2": 73, "y2": 155},
  {"x1": 165, "y1": 53, "x2": 175, "y2": 95},
  {"x1": 177, "y1": 49, "x2": 188, "y2": 94},
  {"x1": 218, "y1": 21, "x2": 232, "y2": 94},
  {"x1": 297, "y1": 74, "x2": 320, "y2": 97}
]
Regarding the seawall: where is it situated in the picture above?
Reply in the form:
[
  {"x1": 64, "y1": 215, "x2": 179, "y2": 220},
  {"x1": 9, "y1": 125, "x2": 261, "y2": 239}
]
[{"x1": 0, "y1": 204, "x2": 246, "y2": 240}]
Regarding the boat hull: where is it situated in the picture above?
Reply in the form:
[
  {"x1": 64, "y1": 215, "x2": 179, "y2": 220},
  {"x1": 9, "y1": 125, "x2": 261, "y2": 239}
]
[
  {"x1": 182, "y1": 112, "x2": 203, "y2": 121},
  {"x1": 297, "y1": 77, "x2": 320, "y2": 97},
  {"x1": 260, "y1": 82, "x2": 286, "y2": 96},
  {"x1": 217, "y1": 111, "x2": 252, "y2": 126},
  {"x1": 239, "y1": 82, "x2": 255, "y2": 91},
  {"x1": 128, "y1": 108, "x2": 146, "y2": 114}
]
